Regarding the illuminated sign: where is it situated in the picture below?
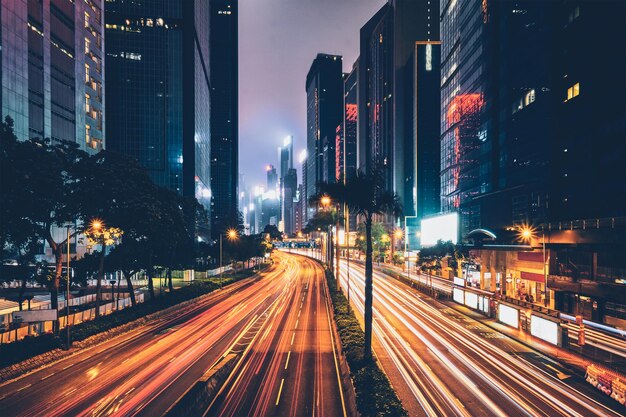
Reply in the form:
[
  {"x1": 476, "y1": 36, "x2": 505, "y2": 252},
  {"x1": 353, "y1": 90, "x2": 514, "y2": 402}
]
[
  {"x1": 464, "y1": 292, "x2": 478, "y2": 310},
  {"x1": 498, "y1": 304, "x2": 519, "y2": 329},
  {"x1": 421, "y1": 213, "x2": 459, "y2": 246},
  {"x1": 531, "y1": 316, "x2": 559, "y2": 346},
  {"x1": 453, "y1": 288, "x2": 464, "y2": 304}
]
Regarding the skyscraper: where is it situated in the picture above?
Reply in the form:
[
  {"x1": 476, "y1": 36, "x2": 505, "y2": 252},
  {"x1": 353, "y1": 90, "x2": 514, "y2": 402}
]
[
  {"x1": 279, "y1": 137, "x2": 296, "y2": 235},
  {"x1": 1, "y1": 0, "x2": 105, "y2": 152},
  {"x1": 358, "y1": 0, "x2": 440, "y2": 235},
  {"x1": 105, "y1": 0, "x2": 211, "y2": 236},
  {"x1": 341, "y1": 62, "x2": 358, "y2": 183},
  {"x1": 305, "y1": 53, "x2": 343, "y2": 222},
  {"x1": 209, "y1": 0, "x2": 239, "y2": 237}
]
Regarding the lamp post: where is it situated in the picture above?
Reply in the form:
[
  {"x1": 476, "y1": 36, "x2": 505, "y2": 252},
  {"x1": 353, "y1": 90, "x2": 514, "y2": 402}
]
[
  {"x1": 220, "y1": 229, "x2": 239, "y2": 288},
  {"x1": 517, "y1": 225, "x2": 548, "y2": 307}
]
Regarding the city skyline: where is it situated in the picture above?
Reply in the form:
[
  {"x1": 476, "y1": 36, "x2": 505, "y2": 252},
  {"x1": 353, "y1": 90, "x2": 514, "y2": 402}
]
[{"x1": 239, "y1": 0, "x2": 385, "y2": 186}]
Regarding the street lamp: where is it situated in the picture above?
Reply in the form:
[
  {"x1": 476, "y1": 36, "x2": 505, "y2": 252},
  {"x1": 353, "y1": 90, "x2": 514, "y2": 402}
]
[
  {"x1": 515, "y1": 224, "x2": 548, "y2": 307},
  {"x1": 220, "y1": 228, "x2": 239, "y2": 288}
]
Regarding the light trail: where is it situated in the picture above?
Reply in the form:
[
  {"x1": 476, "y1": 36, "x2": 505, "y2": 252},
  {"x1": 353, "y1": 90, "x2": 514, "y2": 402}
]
[{"x1": 338, "y1": 259, "x2": 623, "y2": 417}]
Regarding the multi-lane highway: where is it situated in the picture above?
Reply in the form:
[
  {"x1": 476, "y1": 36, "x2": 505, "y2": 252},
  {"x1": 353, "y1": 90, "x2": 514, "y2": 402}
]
[
  {"x1": 0, "y1": 265, "x2": 284, "y2": 417},
  {"x1": 206, "y1": 253, "x2": 347, "y2": 417},
  {"x1": 337, "y1": 259, "x2": 624, "y2": 417}
]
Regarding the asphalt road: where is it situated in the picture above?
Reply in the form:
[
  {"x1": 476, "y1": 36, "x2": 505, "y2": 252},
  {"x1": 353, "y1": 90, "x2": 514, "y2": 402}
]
[
  {"x1": 338, "y1": 259, "x2": 624, "y2": 417},
  {"x1": 0, "y1": 259, "x2": 291, "y2": 417},
  {"x1": 206, "y1": 252, "x2": 347, "y2": 417}
]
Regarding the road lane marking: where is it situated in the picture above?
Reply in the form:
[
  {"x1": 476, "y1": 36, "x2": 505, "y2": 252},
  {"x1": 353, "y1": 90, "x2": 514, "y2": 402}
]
[
  {"x1": 62, "y1": 363, "x2": 74, "y2": 370},
  {"x1": 275, "y1": 378, "x2": 285, "y2": 405},
  {"x1": 16, "y1": 383, "x2": 32, "y2": 392},
  {"x1": 285, "y1": 351, "x2": 291, "y2": 369},
  {"x1": 295, "y1": 319, "x2": 298, "y2": 328},
  {"x1": 291, "y1": 332, "x2": 295, "y2": 345},
  {"x1": 41, "y1": 372, "x2": 55, "y2": 380}
]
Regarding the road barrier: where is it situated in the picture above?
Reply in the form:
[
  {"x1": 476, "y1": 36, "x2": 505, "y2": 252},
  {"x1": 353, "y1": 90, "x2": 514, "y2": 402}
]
[{"x1": 0, "y1": 293, "x2": 144, "y2": 344}]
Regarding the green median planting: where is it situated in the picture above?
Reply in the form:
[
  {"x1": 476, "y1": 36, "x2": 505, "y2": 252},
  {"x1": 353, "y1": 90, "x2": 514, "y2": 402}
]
[{"x1": 324, "y1": 267, "x2": 408, "y2": 417}]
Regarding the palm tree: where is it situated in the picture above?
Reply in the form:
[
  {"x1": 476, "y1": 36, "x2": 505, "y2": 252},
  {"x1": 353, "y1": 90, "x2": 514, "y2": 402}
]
[{"x1": 313, "y1": 169, "x2": 401, "y2": 361}]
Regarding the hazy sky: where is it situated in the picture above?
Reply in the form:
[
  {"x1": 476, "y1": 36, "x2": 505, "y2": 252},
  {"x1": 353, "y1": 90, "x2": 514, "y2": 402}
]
[{"x1": 238, "y1": 0, "x2": 386, "y2": 188}]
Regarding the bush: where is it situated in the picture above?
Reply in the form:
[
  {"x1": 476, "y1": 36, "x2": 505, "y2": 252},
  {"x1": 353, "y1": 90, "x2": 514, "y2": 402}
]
[{"x1": 324, "y1": 267, "x2": 407, "y2": 417}]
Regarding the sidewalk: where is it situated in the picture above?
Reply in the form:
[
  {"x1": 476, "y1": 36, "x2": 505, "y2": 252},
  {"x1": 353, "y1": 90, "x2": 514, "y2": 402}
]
[{"x1": 448, "y1": 301, "x2": 594, "y2": 374}]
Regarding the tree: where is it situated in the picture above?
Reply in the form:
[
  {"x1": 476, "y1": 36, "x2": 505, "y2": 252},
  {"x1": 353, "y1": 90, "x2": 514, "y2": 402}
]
[
  {"x1": 262, "y1": 224, "x2": 283, "y2": 241},
  {"x1": 314, "y1": 169, "x2": 401, "y2": 361},
  {"x1": 1, "y1": 121, "x2": 91, "y2": 332}
]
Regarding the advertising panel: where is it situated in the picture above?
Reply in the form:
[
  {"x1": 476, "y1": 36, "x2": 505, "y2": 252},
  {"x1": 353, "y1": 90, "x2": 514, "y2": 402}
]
[
  {"x1": 464, "y1": 292, "x2": 479, "y2": 310},
  {"x1": 530, "y1": 315, "x2": 560, "y2": 345},
  {"x1": 453, "y1": 288, "x2": 464, "y2": 304},
  {"x1": 420, "y1": 213, "x2": 458, "y2": 246},
  {"x1": 498, "y1": 304, "x2": 519, "y2": 329},
  {"x1": 453, "y1": 277, "x2": 465, "y2": 287},
  {"x1": 12, "y1": 309, "x2": 57, "y2": 323}
]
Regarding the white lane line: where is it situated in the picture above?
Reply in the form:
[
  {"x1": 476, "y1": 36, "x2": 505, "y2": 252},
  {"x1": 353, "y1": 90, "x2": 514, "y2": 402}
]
[
  {"x1": 276, "y1": 378, "x2": 285, "y2": 405},
  {"x1": 41, "y1": 372, "x2": 55, "y2": 381},
  {"x1": 285, "y1": 351, "x2": 291, "y2": 369},
  {"x1": 291, "y1": 332, "x2": 295, "y2": 345},
  {"x1": 295, "y1": 319, "x2": 299, "y2": 329},
  {"x1": 62, "y1": 363, "x2": 74, "y2": 370},
  {"x1": 16, "y1": 384, "x2": 32, "y2": 392}
]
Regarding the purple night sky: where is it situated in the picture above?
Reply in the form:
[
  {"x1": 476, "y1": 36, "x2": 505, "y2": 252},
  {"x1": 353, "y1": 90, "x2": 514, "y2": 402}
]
[{"x1": 238, "y1": 0, "x2": 386, "y2": 188}]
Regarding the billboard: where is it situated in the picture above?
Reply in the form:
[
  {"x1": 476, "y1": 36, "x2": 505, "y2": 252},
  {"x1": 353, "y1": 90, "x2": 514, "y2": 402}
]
[
  {"x1": 421, "y1": 213, "x2": 458, "y2": 246},
  {"x1": 498, "y1": 304, "x2": 519, "y2": 329},
  {"x1": 12, "y1": 309, "x2": 57, "y2": 323},
  {"x1": 531, "y1": 315, "x2": 560, "y2": 346}
]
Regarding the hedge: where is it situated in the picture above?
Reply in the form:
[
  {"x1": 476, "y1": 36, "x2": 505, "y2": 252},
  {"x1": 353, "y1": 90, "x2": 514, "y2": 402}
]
[{"x1": 325, "y1": 267, "x2": 407, "y2": 417}]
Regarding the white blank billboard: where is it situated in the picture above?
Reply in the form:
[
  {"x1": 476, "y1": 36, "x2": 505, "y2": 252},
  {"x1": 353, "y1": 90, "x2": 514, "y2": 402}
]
[
  {"x1": 421, "y1": 213, "x2": 458, "y2": 246},
  {"x1": 498, "y1": 304, "x2": 519, "y2": 329},
  {"x1": 531, "y1": 315, "x2": 559, "y2": 345}
]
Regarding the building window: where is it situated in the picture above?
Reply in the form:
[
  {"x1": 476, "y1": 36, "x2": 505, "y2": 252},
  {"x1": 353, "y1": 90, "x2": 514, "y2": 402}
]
[
  {"x1": 85, "y1": 12, "x2": 90, "y2": 29},
  {"x1": 85, "y1": 93, "x2": 91, "y2": 113},
  {"x1": 85, "y1": 64, "x2": 90, "y2": 83},
  {"x1": 86, "y1": 124, "x2": 91, "y2": 143},
  {"x1": 566, "y1": 82, "x2": 580, "y2": 101},
  {"x1": 85, "y1": 38, "x2": 90, "y2": 54},
  {"x1": 524, "y1": 89, "x2": 536, "y2": 106}
]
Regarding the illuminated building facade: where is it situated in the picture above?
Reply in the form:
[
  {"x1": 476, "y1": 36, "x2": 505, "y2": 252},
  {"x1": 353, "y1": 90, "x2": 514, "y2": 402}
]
[
  {"x1": 441, "y1": 0, "x2": 626, "y2": 324},
  {"x1": 340, "y1": 63, "x2": 358, "y2": 183},
  {"x1": 1, "y1": 0, "x2": 105, "y2": 152},
  {"x1": 358, "y1": 0, "x2": 440, "y2": 242},
  {"x1": 210, "y1": 0, "x2": 238, "y2": 237},
  {"x1": 305, "y1": 53, "x2": 343, "y2": 222},
  {"x1": 105, "y1": 0, "x2": 211, "y2": 236}
]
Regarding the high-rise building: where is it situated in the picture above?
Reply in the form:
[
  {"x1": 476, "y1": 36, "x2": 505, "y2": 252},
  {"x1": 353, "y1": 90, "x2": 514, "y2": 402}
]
[
  {"x1": 440, "y1": 0, "x2": 626, "y2": 324},
  {"x1": 1, "y1": 0, "x2": 105, "y2": 152},
  {"x1": 305, "y1": 53, "x2": 343, "y2": 222},
  {"x1": 266, "y1": 164, "x2": 277, "y2": 193},
  {"x1": 358, "y1": 0, "x2": 440, "y2": 236},
  {"x1": 209, "y1": 0, "x2": 238, "y2": 237},
  {"x1": 342, "y1": 62, "x2": 358, "y2": 183},
  {"x1": 105, "y1": 0, "x2": 211, "y2": 236},
  {"x1": 278, "y1": 136, "x2": 296, "y2": 235}
]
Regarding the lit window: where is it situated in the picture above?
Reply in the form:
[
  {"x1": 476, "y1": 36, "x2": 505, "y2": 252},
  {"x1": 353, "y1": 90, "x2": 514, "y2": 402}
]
[
  {"x1": 86, "y1": 125, "x2": 91, "y2": 142},
  {"x1": 85, "y1": 38, "x2": 90, "y2": 54},
  {"x1": 524, "y1": 89, "x2": 536, "y2": 106},
  {"x1": 84, "y1": 12, "x2": 90, "y2": 29},
  {"x1": 566, "y1": 82, "x2": 580, "y2": 101},
  {"x1": 85, "y1": 93, "x2": 91, "y2": 113},
  {"x1": 85, "y1": 64, "x2": 90, "y2": 83}
]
